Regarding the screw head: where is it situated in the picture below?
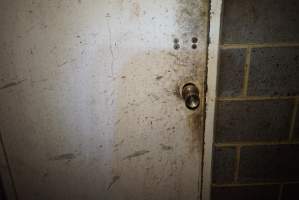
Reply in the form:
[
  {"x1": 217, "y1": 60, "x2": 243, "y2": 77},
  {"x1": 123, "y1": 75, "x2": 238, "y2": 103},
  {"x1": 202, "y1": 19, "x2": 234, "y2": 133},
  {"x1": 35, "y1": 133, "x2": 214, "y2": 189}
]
[
  {"x1": 192, "y1": 37, "x2": 198, "y2": 43},
  {"x1": 174, "y1": 43, "x2": 180, "y2": 50}
]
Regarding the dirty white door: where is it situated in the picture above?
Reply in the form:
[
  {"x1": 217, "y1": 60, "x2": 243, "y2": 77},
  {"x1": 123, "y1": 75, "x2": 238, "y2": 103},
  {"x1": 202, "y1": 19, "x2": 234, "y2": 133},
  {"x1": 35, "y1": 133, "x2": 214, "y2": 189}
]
[{"x1": 0, "y1": 0, "x2": 209, "y2": 199}]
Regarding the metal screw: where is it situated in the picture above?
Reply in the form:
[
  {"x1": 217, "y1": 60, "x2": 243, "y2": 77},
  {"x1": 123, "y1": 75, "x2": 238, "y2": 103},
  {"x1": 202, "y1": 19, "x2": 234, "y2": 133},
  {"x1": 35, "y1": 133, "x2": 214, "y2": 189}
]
[
  {"x1": 192, "y1": 37, "x2": 198, "y2": 43},
  {"x1": 174, "y1": 43, "x2": 180, "y2": 50}
]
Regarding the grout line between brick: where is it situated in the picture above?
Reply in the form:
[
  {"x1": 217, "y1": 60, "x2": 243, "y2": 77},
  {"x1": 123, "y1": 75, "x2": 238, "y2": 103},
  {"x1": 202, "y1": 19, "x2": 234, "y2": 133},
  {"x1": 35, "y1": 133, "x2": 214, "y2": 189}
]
[
  {"x1": 289, "y1": 97, "x2": 298, "y2": 141},
  {"x1": 217, "y1": 96, "x2": 298, "y2": 101},
  {"x1": 220, "y1": 43, "x2": 299, "y2": 49},
  {"x1": 234, "y1": 146, "x2": 241, "y2": 183},
  {"x1": 242, "y1": 47, "x2": 251, "y2": 96},
  {"x1": 278, "y1": 184, "x2": 284, "y2": 200},
  {"x1": 214, "y1": 141, "x2": 299, "y2": 147},
  {"x1": 212, "y1": 181, "x2": 299, "y2": 187}
]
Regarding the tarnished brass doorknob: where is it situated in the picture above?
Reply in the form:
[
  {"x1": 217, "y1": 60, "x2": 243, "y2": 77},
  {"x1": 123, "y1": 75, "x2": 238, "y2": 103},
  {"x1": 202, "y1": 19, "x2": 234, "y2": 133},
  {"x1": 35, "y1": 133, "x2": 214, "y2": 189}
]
[{"x1": 182, "y1": 83, "x2": 200, "y2": 110}]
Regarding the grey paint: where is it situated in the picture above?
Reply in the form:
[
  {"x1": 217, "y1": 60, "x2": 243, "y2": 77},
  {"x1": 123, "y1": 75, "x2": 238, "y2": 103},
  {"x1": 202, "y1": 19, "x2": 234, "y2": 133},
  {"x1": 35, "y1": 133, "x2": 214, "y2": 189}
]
[
  {"x1": 212, "y1": 185, "x2": 280, "y2": 200},
  {"x1": 281, "y1": 183, "x2": 299, "y2": 200},
  {"x1": 294, "y1": 106, "x2": 299, "y2": 140},
  {"x1": 222, "y1": 0, "x2": 299, "y2": 43},
  {"x1": 215, "y1": 100, "x2": 293, "y2": 143},
  {"x1": 217, "y1": 49, "x2": 246, "y2": 97},
  {"x1": 0, "y1": 0, "x2": 209, "y2": 200},
  {"x1": 239, "y1": 144, "x2": 299, "y2": 182},
  {"x1": 212, "y1": 147, "x2": 236, "y2": 184},
  {"x1": 248, "y1": 47, "x2": 299, "y2": 96}
]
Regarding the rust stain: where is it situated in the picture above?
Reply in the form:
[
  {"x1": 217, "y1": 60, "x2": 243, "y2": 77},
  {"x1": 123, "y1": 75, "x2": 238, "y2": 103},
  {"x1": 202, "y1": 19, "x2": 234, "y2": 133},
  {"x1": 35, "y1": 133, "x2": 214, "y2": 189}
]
[
  {"x1": 123, "y1": 150, "x2": 150, "y2": 160},
  {"x1": 131, "y1": 1, "x2": 141, "y2": 17},
  {"x1": 187, "y1": 111, "x2": 202, "y2": 153},
  {"x1": 112, "y1": 49, "x2": 207, "y2": 196}
]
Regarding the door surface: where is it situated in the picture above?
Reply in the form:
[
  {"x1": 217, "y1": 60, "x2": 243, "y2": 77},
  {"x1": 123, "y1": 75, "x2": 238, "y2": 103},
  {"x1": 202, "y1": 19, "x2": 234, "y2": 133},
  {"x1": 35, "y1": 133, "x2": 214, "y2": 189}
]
[{"x1": 0, "y1": 0, "x2": 209, "y2": 199}]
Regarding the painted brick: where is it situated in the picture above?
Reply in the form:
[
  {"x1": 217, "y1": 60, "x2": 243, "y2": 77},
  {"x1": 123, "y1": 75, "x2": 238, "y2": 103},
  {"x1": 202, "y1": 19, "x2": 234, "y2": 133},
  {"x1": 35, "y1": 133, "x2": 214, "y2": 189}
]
[
  {"x1": 248, "y1": 47, "x2": 299, "y2": 96},
  {"x1": 0, "y1": 176, "x2": 5, "y2": 200},
  {"x1": 239, "y1": 144, "x2": 299, "y2": 182},
  {"x1": 215, "y1": 100, "x2": 293, "y2": 143},
  {"x1": 212, "y1": 147, "x2": 236, "y2": 184},
  {"x1": 222, "y1": 0, "x2": 299, "y2": 43},
  {"x1": 212, "y1": 185, "x2": 280, "y2": 200},
  {"x1": 217, "y1": 49, "x2": 246, "y2": 97},
  {"x1": 281, "y1": 183, "x2": 299, "y2": 200}
]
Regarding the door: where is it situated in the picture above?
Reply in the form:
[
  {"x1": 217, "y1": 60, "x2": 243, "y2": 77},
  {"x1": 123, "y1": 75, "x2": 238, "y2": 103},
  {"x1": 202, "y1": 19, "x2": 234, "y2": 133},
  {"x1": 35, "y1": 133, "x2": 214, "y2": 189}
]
[{"x1": 0, "y1": 0, "x2": 209, "y2": 199}]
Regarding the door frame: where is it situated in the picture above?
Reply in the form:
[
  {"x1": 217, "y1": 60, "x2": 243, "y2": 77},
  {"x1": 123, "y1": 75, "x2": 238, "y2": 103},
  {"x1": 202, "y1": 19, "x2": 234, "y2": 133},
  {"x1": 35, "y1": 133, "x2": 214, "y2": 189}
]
[{"x1": 202, "y1": 0, "x2": 223, "y2": 200}]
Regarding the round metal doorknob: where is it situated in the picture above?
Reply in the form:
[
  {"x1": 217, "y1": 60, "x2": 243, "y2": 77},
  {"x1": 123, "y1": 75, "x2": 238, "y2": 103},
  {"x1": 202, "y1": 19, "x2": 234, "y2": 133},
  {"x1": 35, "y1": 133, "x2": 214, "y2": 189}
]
[{"x1": 182, "y1": 83, "x2": 200, "y2": 110}]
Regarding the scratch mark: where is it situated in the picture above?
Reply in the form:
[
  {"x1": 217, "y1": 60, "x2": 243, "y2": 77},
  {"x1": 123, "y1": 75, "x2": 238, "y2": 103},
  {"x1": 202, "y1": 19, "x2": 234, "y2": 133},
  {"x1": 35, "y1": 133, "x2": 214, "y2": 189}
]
[
  {"x1": 0, "y1": 79, "x2": 26, "y2": 90},
  {"x1": 57, "y1": 61, "x2": 68, "y2": 67},
  {"x1": 123, "y1": 150, "x2": 150, "y2": 160},
  {"x1": 25, "y1": 25, "x2": 36, "y2": 33},
  {"x1": 155, "y1": 75, "x2": 163, "y2": 80},
  {"x1": 148, "y1": 93, "x2": 160, "y2": 102},
  {"x1": 107, "y1": 175, "x2": 120, "y2": 191},
  {"x1": 167, "y1": 52, "x2": 179, "y2": 60},
  {"x1": 115, "y1": 119, "x2": 121, "y2": 125},
  {"x1": 57, "y1": 59, "x2": 76, "y2": 68},
  {"x1": 49, "y1": 153, "x2": 76, "y2": 161},
  {"x1": 31, "y1": 78, "x2": 48, "y2": 84},
  {"x1": 106, "y1": 19, "x2": 115, "y2": 77},
  {"x1": 114, "y1": 139, "x2": 124, "y2": 148},
  {"x1": 160, "y1": 144, "x2": 173, "y2": 151},
  {"x1": 116, "y1": 31, "x2": 130, "y2": 45}
]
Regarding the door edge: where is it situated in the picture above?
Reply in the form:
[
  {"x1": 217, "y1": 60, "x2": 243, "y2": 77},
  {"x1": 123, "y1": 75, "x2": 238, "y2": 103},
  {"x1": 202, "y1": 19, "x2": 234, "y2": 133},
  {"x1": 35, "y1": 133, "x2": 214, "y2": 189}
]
[{"x1": 202, "y1": 0, "x2": 223, "y2": 200}]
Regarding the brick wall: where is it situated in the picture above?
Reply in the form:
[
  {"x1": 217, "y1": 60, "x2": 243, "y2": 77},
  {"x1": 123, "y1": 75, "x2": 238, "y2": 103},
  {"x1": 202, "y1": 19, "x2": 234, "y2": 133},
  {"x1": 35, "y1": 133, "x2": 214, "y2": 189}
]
[
  {"x1": 211, "y1": 0, "x2": 299, "y2": 199},
  {"x1": 0, "y1": 176, "x2": 6, "y2": 200}
]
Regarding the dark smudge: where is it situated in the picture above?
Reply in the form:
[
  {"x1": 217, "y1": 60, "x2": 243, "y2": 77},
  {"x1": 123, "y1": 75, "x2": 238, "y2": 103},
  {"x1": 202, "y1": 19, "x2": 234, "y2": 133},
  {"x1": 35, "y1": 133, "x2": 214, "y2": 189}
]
[
  {"x1": 123, "y1": 150, "x2": 150, "y2": 160},
  {"x1": 0, "y1": 80, "x2": 26, "y2": 90},
  {"x1": 49, "y1": 153, "x2": 76, "y2": 161},
  {"x1": 107, "y1": 175, "x2": 120, "y2": 191}
]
